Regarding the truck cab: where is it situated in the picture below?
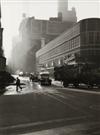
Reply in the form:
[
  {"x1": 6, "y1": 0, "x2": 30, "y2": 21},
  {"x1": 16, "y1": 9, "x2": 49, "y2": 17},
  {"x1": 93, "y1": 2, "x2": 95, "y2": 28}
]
[{"x1": 38, "y1": 71, "x2": 52, "y2": 85}]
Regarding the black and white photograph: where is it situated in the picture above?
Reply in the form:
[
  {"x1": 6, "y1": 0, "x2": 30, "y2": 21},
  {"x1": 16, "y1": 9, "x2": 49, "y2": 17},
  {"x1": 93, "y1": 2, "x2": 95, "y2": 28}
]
[{"x1": 0, "y1": 0, "x2": 100, "y2": 134}]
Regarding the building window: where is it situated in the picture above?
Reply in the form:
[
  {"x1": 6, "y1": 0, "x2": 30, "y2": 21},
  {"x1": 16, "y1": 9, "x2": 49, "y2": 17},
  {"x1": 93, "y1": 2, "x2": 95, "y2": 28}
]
[
  {"x1": 95, "y1": 32, "x2": 100, "y2": 44},
  {"x1": 81, "y1": 33, "x2": 88, "y2": 45},
  {"x1": 89, "y1": 32, "x2": 94, "y2": 44},
  {"x1": 87, "y1": 20, "x2": 97, "y2": 31}
]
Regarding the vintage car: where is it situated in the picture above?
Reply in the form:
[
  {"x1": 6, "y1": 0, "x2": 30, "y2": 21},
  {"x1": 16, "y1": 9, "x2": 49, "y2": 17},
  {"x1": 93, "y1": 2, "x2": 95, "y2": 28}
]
[{"x1": 38, "y1": 71, "x2": 52, "y2": 85}]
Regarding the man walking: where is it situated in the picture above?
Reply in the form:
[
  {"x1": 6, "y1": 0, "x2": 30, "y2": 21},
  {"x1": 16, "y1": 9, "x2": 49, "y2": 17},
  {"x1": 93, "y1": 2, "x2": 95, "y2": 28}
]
[{"x1": 16, "y1": 77, "x2": 22, "y2": 92}]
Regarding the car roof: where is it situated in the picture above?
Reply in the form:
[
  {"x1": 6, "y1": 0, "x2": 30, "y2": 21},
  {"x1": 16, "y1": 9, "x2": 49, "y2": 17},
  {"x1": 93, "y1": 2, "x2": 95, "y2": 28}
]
[{"x1": 39, "y1": 71, "x2": 49, "y2": 75}]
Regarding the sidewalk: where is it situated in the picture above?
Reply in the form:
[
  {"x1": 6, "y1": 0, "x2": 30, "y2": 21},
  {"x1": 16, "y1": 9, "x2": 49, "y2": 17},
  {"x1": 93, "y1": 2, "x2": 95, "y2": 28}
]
[
  {"x1": 51, "y1": 79, "x2": 100, "y2": 94},
  {"x1": 51, "y1": 79, "x2": 63, "y2": 87}
]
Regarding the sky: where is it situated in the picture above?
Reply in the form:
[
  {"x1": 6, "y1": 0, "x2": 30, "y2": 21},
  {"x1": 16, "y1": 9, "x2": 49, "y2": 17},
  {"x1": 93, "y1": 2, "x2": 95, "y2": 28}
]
[{"x1": 1, "y1": 0, "x2": 100, "y2": 62}]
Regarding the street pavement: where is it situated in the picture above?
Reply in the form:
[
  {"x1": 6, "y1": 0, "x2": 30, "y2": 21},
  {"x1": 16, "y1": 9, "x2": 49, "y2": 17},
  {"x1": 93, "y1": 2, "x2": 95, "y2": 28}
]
[
  {"x1": 20, "y1": 122, "x2": 100, "y2": 135},
  {"x1": 0, "y1": 76, "x2": 100, "y2": 135}
]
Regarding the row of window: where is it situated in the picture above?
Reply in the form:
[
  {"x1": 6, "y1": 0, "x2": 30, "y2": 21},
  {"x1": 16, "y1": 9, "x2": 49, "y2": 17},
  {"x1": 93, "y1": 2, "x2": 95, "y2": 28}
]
[
  {"x1": 59, "y1": 24, "x2": 80, "y2": 44},
  {"x1": 81, "y1": 19, "x2": 100, "y2": 32},
  {"x1": 39, "y1": 49, "x2": 100, "y2": 70},
  {"x1": 36, "y1": 21, "x2": 80, "y2": 58},
  {"x1": 39, "y1": 36, "x2": 80, "y2": 63},
  {"x1": 81, "y1": 32, "x2": 100, "y2": 44},
  {"x1": 81, "y1": 49, "x2": 100, "y2": 55},
  {"x1": 44, "y1": 58, "x2": 64, "y2": 68}
]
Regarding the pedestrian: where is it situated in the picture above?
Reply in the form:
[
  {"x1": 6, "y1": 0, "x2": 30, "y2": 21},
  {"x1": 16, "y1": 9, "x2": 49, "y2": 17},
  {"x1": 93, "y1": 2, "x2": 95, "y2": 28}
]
[{"x1": 16, "y1": 77, "x2": 22, "y2": 92}]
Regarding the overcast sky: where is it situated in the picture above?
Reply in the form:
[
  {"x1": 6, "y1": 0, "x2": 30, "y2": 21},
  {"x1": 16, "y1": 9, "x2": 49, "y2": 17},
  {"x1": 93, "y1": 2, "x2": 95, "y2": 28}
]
[{"x1": 1, "y1": 0, "x2": 100, "y2": 60}]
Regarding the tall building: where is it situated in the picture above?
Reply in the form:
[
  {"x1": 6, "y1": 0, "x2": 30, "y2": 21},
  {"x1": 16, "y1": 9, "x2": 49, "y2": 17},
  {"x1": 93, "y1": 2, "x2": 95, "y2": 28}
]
[
  {"x1": 10, "y1": 0, "x2": 77, "y2": 73},
  {"x1": 36, "y1": 18, "x2": 100, "y2": 73},
  {"x1": 58, "y1": 0, "x2": 77, "y2": 22},
  {"x1": 0, "y1": 3, "x2": 15, "y2": 86},
  {"x1": 58, "y1": 0, "x2": 68, "y2": 11}
]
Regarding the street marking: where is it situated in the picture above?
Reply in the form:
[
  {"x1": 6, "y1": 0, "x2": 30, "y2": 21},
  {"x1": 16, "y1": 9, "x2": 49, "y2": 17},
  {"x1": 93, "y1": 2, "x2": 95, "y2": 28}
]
[
  {"x1": 0, "y1": 115, "x2": 92, "y2": 131},
  {"x1": 57, "y1": 87, "x2": 100, "y2": 95},
  {"x1": 20, "y1": 121, "x2": 100, "y2": 135},
  {"x1": 43, "y1": 92, "x2": 87, "y2": 115}
]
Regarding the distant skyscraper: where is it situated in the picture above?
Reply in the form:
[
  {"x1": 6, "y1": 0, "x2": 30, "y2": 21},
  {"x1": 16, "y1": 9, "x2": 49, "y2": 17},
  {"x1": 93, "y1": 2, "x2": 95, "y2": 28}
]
[
  {"x1": 58, "y1": 0, "x2": 77, "y2": 22},
  {"x1": 58, "y1": 0, "x2": 68, "y2": 14}
]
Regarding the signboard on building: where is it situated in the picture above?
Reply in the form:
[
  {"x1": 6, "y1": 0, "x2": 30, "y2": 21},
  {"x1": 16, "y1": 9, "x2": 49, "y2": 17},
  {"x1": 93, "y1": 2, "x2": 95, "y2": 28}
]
[{"x1": 64, "y1": 54, "x2": 76, "y2": 65}]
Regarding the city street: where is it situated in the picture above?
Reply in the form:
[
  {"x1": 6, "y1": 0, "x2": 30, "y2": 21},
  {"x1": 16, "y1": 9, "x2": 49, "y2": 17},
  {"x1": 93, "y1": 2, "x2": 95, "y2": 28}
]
[
  {"x1": 0, "y1": 76, "x2": 100, "y2": 135},
  {"x1": 1, "y1": 0, "x2": 100, "y2": 134}
]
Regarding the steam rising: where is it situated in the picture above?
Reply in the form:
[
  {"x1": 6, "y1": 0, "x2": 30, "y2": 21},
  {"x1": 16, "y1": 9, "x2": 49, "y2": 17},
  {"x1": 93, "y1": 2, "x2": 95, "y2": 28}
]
[{"x1": 9, "y1": 25, "x2": 41, "y2": 73}]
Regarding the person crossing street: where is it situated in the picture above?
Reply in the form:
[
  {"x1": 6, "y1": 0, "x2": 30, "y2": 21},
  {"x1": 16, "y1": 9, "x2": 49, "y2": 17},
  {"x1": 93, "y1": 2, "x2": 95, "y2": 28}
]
[{"x1": 16, "y1": 77, "x2": 22, "y2": 92}]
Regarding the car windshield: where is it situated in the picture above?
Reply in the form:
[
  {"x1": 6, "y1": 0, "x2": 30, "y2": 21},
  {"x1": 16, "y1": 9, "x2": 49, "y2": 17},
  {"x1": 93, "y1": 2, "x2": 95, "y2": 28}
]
[{"x1": 41, "y1": 74, "x2": 49, "y2": 78}]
